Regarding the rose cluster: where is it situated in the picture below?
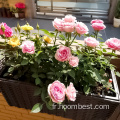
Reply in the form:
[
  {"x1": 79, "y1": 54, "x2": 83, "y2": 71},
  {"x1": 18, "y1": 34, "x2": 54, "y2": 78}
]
[
  {"x1": 0, "y1": 23, "x2": 13, "y2": 38},
  {"x1": 15, "y1": 2, "x2": 25, "y2": 9},
  {"x1": 53, "y1": 15, "x2": 88, "y2": 35},
  {"x1": 55, "y1": 46, "x2": 79, "y2": 67},
  {"x1": 48, "y1": 80, "x2": 77, "y2": 103}
]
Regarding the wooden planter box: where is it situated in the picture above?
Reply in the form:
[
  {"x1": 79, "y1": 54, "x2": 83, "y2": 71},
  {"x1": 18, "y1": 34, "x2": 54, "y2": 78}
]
[{"x1": 0, "y1": 58, "x2": 120, "y2": 120}]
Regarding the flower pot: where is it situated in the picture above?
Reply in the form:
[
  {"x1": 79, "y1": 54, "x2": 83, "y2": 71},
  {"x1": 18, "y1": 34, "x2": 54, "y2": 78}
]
[
  {"x1": 6, "y1": 9, "x2": 12, "y2": 18},
  {"x1": 0, "y1": 8, "x2": 2, "y2": 17},
  {"x1": 1, "y1": 7, "x2": 7, "y2": 17},
  {"x1": 0, "y1": 58, "x2": 120, "y2": 120},
  {"x1": 18, "y1": 12, "x2": 25, "y2": 19},
  {"x1": 14, "y1": 13, "x2": 19, "y2": 18},
  {"x1": 113, "y1": 17, "x2": 120, "y2": 28}
]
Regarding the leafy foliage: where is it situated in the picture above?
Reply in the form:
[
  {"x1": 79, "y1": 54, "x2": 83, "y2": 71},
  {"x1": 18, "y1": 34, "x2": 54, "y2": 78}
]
[{"x1": 115, "y1": 0, "x2": 120, "y2": 19}]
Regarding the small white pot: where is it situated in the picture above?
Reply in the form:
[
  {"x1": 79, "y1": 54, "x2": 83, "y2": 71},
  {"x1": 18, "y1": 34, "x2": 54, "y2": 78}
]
[
  {"x1": 15, "y1": 13, "x2": 19, "y2": 18},
  {"x1": 113, "y1": 17, "x2": 120, "y2": 28}
]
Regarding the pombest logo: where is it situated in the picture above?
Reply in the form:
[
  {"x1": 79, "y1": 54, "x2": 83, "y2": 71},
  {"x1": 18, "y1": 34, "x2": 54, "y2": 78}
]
[{"x1": 52, "y1": 103, "x2": 109, "y2": 110}]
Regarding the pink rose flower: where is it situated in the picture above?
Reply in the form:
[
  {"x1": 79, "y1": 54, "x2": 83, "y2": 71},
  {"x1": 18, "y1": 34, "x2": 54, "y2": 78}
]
[
  {"x1": 15, "y1": 2, "x2": 25, "y2": 9},
  {"x1": 0, "y1": 23, "x2": 13, "y2": 37},
  {"x1": 0, "y1": 29, "x2": 4, "y2": 35},
  {"x1": 69, "y1": 56, "x2": 79, "y2": 67},
  {"x1": 21, "y1": 40, "x2": 35, "y2": 54},
  {"x1": 55, "y1": 46, "x2": 71, "y2": 62},
  {"x1": 4, "y1": 26, "x2": 13, "y2": 38},
  {"x1": 91, "y1": 19, "x2": 104, "y2": 24},
  {"x1": 63, "y1": 15, "x2": 76, "y2": 23},
  {"x1": 53, "y1": 18, "x2": 64, "y2": 31},
  {"x1": 66, "y1": 83, "x2": 77, "y2": 101},
  {"x1": 75, "y1": 22, "x2": 88, "y2": 35},
  {"x1": 105, "y1": 38, "x2": 120, "y2": 51},
  {"x1": 92, "y1": 23, "x2": 106, "y2": 31},
  {"x1": 48, "y1": 80, "x2": 66, "y2": 103},
  {"x1": 84, "y1": 37, "x2": 99, "y2": 48},
  {"x1": 63, "y1": 22, "x2": 75, "y2": 33}
]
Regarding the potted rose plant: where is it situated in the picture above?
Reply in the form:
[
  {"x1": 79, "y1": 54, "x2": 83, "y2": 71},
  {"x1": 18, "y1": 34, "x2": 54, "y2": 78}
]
[
  {"x1": 113, "y1": 0, "x2": 120, "y2": 27},
  {"x1": 0, "y1": 16, "x2": 120, "y2": 120},
  {"x1": 0, "y1": 0, "x2": 7, "y2": 17},
  {"x1": 14, "y1": 2, "x2": 25, "y2": 18}
]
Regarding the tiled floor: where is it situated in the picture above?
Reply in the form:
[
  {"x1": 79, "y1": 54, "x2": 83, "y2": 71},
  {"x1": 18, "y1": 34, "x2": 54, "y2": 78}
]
[{"x1": 0, "y1": 18, "x2": 120, "y2": 42}]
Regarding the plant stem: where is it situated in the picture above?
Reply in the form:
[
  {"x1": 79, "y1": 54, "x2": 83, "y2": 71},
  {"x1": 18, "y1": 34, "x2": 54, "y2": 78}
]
[
  {"x1": 95, "y1": 30, "x2": 99, "y2": 39},
  {"x1": 70, "y1": 33, "x2": 78, "y2": 46},
  {"x1": 54, "y1": 30, "x2": 58, "y2": 46}
]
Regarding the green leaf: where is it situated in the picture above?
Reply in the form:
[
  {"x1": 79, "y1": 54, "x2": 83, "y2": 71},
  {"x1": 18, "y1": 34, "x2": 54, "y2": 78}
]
[
  {"x1": 35, "y1": 78, "x2": 43, "y2": 86},
  {"x1": 56, "y1": 71, "x2": 63, "y2": 78},
  {"x1": 3, "y1": 73, "x2": 9, "y2": 77},
  {"x1": 39, "y1": 74, "x2": 46, "y2": 78},
  {"x1": 41, "y1": 87, "x2": 47, "y2": 102},
  {"x1": 32, "y1": 73, "x2": 38, "y2": 78},
  {"x1": 34, "y1": 87, "x2": 41, "y2": 96},
  {"x1": 40, "y1": 29, "x2": 55, "y2": 37},
  {"x1": 78, "y1": 54, "x2": 83, "y2": 59},
  {"x1": 84, "y1": 85, "x2": 90, "y2": 95},
  {"x1": 21, "y1": 59, "x2": 28, "y2": 65},
  {"x1": 89, "y1": 65, "x2": 102, "y2": 82},
  {"x1": 15, "y1": 64, "x2": 21, "y2": 68},
  {"x1": 8, "y1": 67, "x2": 14, "y2": 73},
  {"x1": 103, "y1": 48, "x2": 107, "y2": 52},
  {"x1": 46, "y1": 102, "x2": 53, "y2": 110},
  {"x1": 35, "y1": 78, "x2": 41, "y2": 85},
  {"x1": 62, "y1": 69, "x2": 71, "y2": 74},
  {"x1": 116, "y1": 72, "x2": 120, "y2": 77},
  {"x1": 68, "y1": 70, "x2": 75, "y2": 79},
  {"x1": 93, "y1": 68, "x2": 102, "y2": 82},
  {"x1": 59, "y1": 34, "x2": 66, "y2": 40},
  {"x1": 31, "y1": 103, "x2": 43, "y2": 113},
  {"x1": 36, "y1": 51, "x2": 42, "y2": 57},
  {"x1": 97, "y1": 50, "x2": 102, "y2": 55},
  {"x1": 47, "y1": 72, "x2": 54, "y2": 75}
]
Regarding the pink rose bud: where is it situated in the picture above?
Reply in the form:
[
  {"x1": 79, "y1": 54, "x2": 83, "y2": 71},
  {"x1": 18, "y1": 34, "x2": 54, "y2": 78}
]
[
  {"x1": 92, "y1": 23, "x2": 106, "y2": 31},
  {"x1": 63, "y1": 15, "x2": 76, "y2": 23},
  {"x1": 84, "y1": 37, "x2": 99, "y2": 48},
  {"x1": 53, "y1": 18, "x2": 64, "y2": 31},
  {"x1": 91, "y1": 19, "x2": 104, "y2": 24},
  {"x1": 55, "y1": 46, "x2": 71, "y2": 62},
  {"x1": 75, "y1": 22, "x2": 88, "y2": 35},
  {"x1": 63, "y1": 22, "x2": 75, "y2": 33},
  {"x1": 69, "y1": 56, "x2": 79, "y2": 67},
  {"x1": 48, "y1": 80, "x2": 66, "y2": 103},
  {"x1": 66, "y1": 82, "x2": 77, "y2": 101},
  {"x1": 105, "y1": 38, "x2": 120, "y2": 51},
  {"x1": 21, "y1": 40, "x2": 35, "y2": 54},
  {"x1": 109, "y1": 79, "x2": 112, "y2": 83}
]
